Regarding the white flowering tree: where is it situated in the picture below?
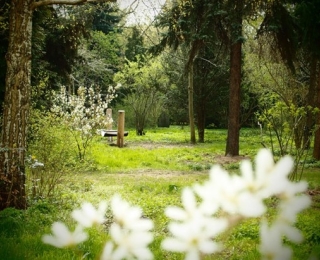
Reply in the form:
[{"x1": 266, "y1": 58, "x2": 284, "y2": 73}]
[
  {"x1": 51, "y1": 85, "x2": 118, "y2": 161},
  {"x1": 43, "y1": 149, "x2": 311, "y2": 259}
]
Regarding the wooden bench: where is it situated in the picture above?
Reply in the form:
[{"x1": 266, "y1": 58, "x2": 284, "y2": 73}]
[{"x1": 100, "y1": 130, "x2": 129, "y2": 137}]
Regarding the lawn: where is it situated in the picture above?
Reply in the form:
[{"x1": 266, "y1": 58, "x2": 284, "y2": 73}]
[{"x1": 0, "y1": 126, "x2": 319, "y2": 260}]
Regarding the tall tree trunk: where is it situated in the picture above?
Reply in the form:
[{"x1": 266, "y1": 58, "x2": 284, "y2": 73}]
[
  {"x1": 313, "y1": 62, "x2": 320, "y2": 160},
  {"x1": 303, "y1": 57, "x2": 318, "y2": 149},
  {"x1": 0, "y1": 0, "x2": 33, "y2": 210},
  {"x1": 225, "y1": 42, "x2": 242, "y2": 156},
  {"x1": 196, "y1": 103, "x2": 206, "y2": 143},
  {"x1": 225, "y1": 0, "x2": 243, "y2": 156},
  {"x1": 188, "y1": 62, "x2": 196, "y2": 144}
]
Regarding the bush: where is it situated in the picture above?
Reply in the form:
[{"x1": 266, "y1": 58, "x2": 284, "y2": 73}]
[{"x1": 27, "y1": 110, "x2": 78, "y2": 200}]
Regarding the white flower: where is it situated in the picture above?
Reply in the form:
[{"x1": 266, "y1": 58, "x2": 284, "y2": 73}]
[
  {"x1": 278, "y1": 193, "x2": 311, "y2": 223},
  {"x1": 162, "y1": 217, "x2": 227, "y2": 260},
  {"x1": 259, "y1": 221, "x2": 292, "y2": 260},
  {"x1": 71, "y1": 201, "x2": 107, "y2": 228},
  {"x1": 255, "y1": 148, "x2": 275, "y2": 178},
  {"x1": 107, "y1": 223, "x2": 154, "y2": 260},
  {"x1": 240, "y1": 159, "x2": 268, "y2": 195},
  {"x1": 166, "y1": 187, "x2": 215, "y2": 220},
  {"x1": 163, "y1": 187, "x2": 228, "y2": 259},
  {"x1": 111, "y1": 195, "x2": 153, "y2": 231},
  {"x1": 42, "y1": 222, "x2": 88, "y2": 248},
  {"x1": 195, "y1": 165, "x2": 265, "y2": 217},
  {"x1": 104, "y1": 195, "x2": 154, "y2": 260},
  {"x1": 101, "y1": 241, "x2": 116, "y2": 260},
  {"x1": 261, "y1": 154, "x2": 295, "y2": 197}
]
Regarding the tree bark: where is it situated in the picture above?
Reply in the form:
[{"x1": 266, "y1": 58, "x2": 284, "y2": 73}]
[
  {"x1": 303, "y1": 57, "x2": 317, "y2": 149},
  {"x1": 196, "y1": 103, "x2": 206, "y2": 143},
  {"x1": 313, "y1": 62, "x2": 320, "y2": 159},
  {"x1": 0, "y1": 0, "x2": 33, "y2": 210},
  {"x1": 225, "y1": 1, "x2": 243, "y2": 156},
  {"x1": 225, "y1": 41, "x2": 242, "y2": 156},
  {"x1": 188, "y1": 62, "x2": 196, "y2": 144}
]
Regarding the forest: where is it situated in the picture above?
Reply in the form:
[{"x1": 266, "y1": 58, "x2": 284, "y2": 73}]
[{"x1": 0, "y1": 0, "x2": 320, "y2": 259}]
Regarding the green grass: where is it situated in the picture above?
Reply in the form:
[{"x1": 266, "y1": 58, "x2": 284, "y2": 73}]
[
  {"x1": 89, "y1": 126, "x2": 263, "y2": 173},
  {"x1": 1, "y1": 126, "x2": 319, "y2": 259}
]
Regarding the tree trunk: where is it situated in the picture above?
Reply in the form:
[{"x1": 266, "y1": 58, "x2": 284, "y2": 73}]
[
  {"x1": 0, "y1": 0, "x2": 33, "y2": 210},
  {"x1": 196, "y1": 99, "x2": 206, "y2": 143},
  {"x1": 313, "y1": 62, "x2": 320, "y2": 160},
  {"x1": 225, "y1": 1, "x2": 243, "y2": 156},
  {"x1": 225, "y1": 42, "x2": 242, "y2": 156},
  {"x1": 188, "y1": 62, "x2": 196, "y2": 144},
  {"x1": 303, "y1": 57, "x2": 317, "y2": 149}
]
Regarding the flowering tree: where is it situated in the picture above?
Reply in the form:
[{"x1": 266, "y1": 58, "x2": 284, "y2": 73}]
[
  {"x1": 43, "y1": 149, "x2": 311, "y2": 259},
  {"x1": 52, "y1": 85, "x2": 118, "y2": 161}
]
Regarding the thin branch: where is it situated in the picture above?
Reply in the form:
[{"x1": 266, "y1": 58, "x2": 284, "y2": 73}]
[
  {"x1": 32, "y1": 0, "x2": 114, "y2": 10},
  {"x1": 196, "y1": 57, "x2": 219, "y2": 67}
]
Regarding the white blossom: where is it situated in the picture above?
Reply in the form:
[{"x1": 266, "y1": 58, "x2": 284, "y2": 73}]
[
  {"x1": 259, "y1": 221, "x2": 292, "y2": 260},
  {"x1": 72, "y1": 201, "x2": 107, "y2": 228},
  {"x1": 102, "y1": 195, "x2": 154, "y2": 260},
  {"x1": 163, "y1": 187, "x2": 227, "y2": 259},
  {"x1": 42, "y1": 222, "x2": 88, "y2": 248},
  {"x1": 106, "y1": 223, "x2": 153, "y2": 260},
  {"x1": 166, "y1": 187, "x2": 215, "y2": 220},
  {"x1": 111, "y1": 195, "x2": 153, "y2": 231},
  {"x1": 162, "y1": 217, "x2": 227, "y2": 260},
  {"x1": 195, "y1": 165, "x2": 265, "y2": 217}
]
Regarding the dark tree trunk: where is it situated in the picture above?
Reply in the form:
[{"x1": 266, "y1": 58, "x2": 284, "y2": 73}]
[
  {"x1": 196, "y1": 100, "x2": 206, "y2": 143},
  {"x1": 225, "y1": 41, "x2": 242, "y2": 156},
  {"x1": 188, "y1": 62, "x2": 196, "y2": 144},
  {"x1": 313, "y1": 63, "x2": 320, "y2": 160},
  {"x1": 303, "y1": 57, "x2": 318, "y2": 149},
  {"x1": 0, "y1": 0, "x2": 33, "y2": 210},
  {"x1": 225, "y1": 0, "x2": 243, "y2": 156}
]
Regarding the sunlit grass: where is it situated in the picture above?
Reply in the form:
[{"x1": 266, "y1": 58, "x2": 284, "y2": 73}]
[{"x1": 89, "y1": 126, "x2": 265, "y2": 173}]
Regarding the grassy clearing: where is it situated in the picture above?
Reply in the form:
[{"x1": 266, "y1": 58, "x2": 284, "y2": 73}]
[{"x1": 0, "y1": 126, "x2": 319, "y2": 259}]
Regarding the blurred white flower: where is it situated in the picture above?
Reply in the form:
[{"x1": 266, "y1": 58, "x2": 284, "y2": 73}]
[
  {"x1": 106, "y1": 223, "x2": 153, "y2": 260},
  {"x1": 111, "y1": 195, "x2": 153, "y2": 231},
  {"x1": 101, "y1": 241, "x2": 115, "y2": 260},
  {"x1": 255, "y1": 149, "x2": 311, "y2": 259},
  {"x1": 195, "y1": 165, "x2": 265, "y2": 217},
  {"x1": 166, "y1": 187, "x2": 214, "y2": 220},
  {"x1": 163, "y1": 187, "x2": 227, "y2": 259},
  {"x1": 162, "y1": 217, "x2": 227, "y2": 260},
  {"x1": 72, "y1": 201, "x2": 107, "y2": 228},
  {"x1": 259, "y1": 221, "x2": 292, "y2": 260},
  {"x1": 42, "y1": 222, "x2": 88, "y2": 248},
  {"x1": 278, "y1": 194, "x2": 311, "y2": 223},
  {"x1": 103, "y1": 195, "x2": 154, "y2": 260}
]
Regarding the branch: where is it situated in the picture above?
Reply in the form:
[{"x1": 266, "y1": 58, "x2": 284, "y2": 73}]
[{"x1": 32, "y1": 0, "x2": 115, "y2": 10}]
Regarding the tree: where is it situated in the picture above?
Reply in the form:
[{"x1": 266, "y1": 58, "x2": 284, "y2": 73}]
[
  {"x1": 294, "y1": 0, "x2": 320, "y2": 159},
  {"x1": 151, "y1": 0, "x2": 219, "y2": 144},
  {"x1": 224, "y1": 0, "x2": 244, "y2": 156},
  {"x1": 257, "y1": 0, "x2": 320, "y2": 159},
  {"x1": 114, "y1": 55, "x2": 169, "y2": 135},
  {"x1": 125, "y1": 26, "x2": 146, "y2": 62},
  {"x1": 0, "y1": 0, "x2": 9, "y2": 107},
  {"x1": 194, "y1": 45, "x2": 229, "y2": 142},
  {"x1": 0, "y1": 0, "x2": 115, "y2": 210}
]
